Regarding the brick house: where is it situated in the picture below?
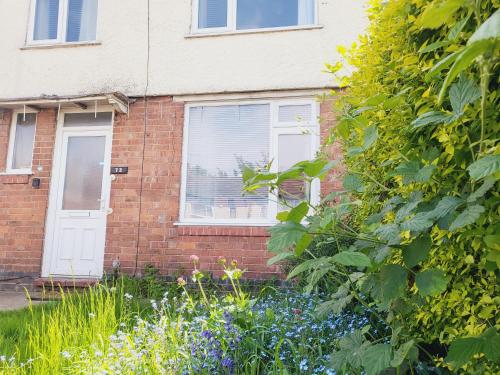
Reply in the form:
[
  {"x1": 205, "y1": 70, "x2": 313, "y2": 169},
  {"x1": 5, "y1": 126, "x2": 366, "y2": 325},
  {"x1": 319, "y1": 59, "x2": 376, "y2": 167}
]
[{"x1": 0, "y1": 0, "x2": 367, "y2": 286}]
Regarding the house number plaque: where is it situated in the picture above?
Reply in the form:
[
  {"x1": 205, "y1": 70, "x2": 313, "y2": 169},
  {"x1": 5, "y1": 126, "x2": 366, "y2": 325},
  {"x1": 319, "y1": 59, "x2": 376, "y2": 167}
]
[{"x1": 111, "y1": 166, "x2": 129, "y2": 174}]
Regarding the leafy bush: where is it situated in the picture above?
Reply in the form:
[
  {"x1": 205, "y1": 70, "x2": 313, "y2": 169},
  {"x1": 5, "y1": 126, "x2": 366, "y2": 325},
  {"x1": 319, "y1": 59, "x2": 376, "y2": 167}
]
[{"x1": 243, "y1": 1, "x2": 499, "y2": 373}]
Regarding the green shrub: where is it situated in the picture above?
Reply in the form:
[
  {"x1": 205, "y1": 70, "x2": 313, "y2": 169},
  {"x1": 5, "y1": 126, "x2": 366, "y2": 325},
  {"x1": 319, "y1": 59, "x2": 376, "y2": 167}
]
[{"x1": 243, "y1": 0, "x2": 499, "y2": 373}]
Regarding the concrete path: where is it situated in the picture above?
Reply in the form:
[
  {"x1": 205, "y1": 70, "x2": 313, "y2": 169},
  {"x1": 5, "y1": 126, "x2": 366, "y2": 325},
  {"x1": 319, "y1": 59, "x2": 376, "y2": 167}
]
[{"x1": 0, "y1": 292, "x2": 42, "y2": 311}]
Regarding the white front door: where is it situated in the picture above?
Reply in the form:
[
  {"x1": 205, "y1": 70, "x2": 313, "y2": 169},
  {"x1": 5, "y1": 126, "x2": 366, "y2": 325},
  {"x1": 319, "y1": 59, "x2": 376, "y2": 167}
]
[{"x1": 42, "y1": 111, "x2": 113, "y2": 278}]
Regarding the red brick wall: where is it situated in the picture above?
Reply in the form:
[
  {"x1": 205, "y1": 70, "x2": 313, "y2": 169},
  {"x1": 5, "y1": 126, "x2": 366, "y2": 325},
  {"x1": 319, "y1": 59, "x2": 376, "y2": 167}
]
[
  {"x1": 0, "y1": 96, "x2": 339, "y2": 281},
  {"x1": 0, "y1": 109, "x2": 56, "y2": 276}
]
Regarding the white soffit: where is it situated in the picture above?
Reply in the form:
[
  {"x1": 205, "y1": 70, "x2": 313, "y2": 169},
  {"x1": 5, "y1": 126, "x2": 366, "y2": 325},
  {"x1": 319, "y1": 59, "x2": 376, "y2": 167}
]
[{"x1": 0, "y1": 93, "x2": 129, "y2": 114}]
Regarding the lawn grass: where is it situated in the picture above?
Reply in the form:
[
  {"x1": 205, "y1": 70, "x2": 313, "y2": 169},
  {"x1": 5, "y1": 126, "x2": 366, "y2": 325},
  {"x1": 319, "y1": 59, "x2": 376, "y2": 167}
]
[{"x1": 0, "y1": 302, "x2": 58, "y2": 360}]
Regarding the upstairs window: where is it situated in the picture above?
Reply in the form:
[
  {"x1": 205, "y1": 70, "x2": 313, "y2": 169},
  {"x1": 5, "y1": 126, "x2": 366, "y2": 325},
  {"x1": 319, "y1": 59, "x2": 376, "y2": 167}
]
[
  {"x1": 6, "y1": 113, "x2": 37, "y2": 173},
  {"x1": 180, "y1": 100, "x2": 319, "y2": 225},
  {"x1": 29, "y1": 0, "x2": 98, "y2": 44},
  {"x1": 195, "y1": 0, "x2": 316, "y2": 33}
]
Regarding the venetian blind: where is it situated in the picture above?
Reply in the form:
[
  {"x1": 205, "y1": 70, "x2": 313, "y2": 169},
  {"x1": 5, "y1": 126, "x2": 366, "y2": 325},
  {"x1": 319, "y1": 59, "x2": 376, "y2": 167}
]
[{"x1": 185, "y1": 104, "x2": 270, "y2": 221}]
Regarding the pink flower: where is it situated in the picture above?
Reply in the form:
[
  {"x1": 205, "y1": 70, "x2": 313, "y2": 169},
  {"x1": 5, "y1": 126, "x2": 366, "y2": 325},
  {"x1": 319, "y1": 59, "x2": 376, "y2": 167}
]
[
  {"x1": 177, "y1": 277, "x2": 186, "y2": 287},
  {"x1": 190, "y1": 255, "x2": 200, "y2": 263}
]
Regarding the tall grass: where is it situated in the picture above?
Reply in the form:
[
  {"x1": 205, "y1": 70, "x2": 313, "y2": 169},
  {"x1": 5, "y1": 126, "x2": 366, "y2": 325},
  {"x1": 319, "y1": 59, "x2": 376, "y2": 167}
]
[{"x1": 1, "y1": 285, "x2": 130, "y2": 374}]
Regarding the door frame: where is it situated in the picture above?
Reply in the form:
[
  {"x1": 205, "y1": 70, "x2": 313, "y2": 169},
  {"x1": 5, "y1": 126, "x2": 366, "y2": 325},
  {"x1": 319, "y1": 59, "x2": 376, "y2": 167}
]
[{"x1": 41, "y1": 107, "x2": 114, "y2": 278}]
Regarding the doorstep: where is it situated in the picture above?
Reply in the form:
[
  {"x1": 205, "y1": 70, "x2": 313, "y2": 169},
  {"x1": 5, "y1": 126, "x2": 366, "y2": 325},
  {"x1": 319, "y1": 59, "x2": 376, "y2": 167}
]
[{"x1": 33, "y1": 277, "x2": 101, "y2": 289}]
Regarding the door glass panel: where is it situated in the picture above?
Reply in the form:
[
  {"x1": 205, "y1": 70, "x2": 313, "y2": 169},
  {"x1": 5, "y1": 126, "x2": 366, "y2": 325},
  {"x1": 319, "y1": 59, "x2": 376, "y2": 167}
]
[
  {"x1": 62, "y1": 136, "x2": 106, "y2": 210},
  {"x1": 278, "y1": 134, "x2": 311, "y2": 208},
  {"x1": 64, "y1": 112, "x2": 112, "y2": 127}
]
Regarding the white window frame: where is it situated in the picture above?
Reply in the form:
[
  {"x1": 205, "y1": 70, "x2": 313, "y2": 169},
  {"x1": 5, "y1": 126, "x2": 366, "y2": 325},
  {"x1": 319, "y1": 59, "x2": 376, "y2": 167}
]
[
  {"x1": 5, "y1": 110, "x2": 38, "y2": 175},
  {"x1": 27, "y1": 0, "x2": 98, "y2": 45},
  {"x1": 179, "y1": 98, "x2": 320, "y2": 226},
  {"x1": 192, "y1": 0, "x2": 318, "y2": 35}
]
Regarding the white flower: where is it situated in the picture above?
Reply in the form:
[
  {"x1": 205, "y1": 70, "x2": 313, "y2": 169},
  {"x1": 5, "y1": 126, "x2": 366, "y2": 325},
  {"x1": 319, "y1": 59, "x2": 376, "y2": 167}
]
[
  {"x1": 95, "y1": 350, "x2": 103, "y2": 357},
  {"x1": 0, "y1": 355, "x2": 6, "y2": 362},
  {"x1": 124, "y1": 293, "x2": 133, "y2": 300},
  {"x1": 61, "y1": 351, "x2": 71, "y2": 359},
  {"x1": 89, "y1": 312, "x2": 96, "y2": 318}
]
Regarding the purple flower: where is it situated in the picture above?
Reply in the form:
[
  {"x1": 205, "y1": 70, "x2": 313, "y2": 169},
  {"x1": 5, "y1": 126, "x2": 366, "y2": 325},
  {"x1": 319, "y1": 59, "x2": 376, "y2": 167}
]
[
  {"x1": 221, "y1": 357, "x2": 234, "y2": 369},
  {"x1": 201, "y1": 330, "x2": 213, "y2": 340}
]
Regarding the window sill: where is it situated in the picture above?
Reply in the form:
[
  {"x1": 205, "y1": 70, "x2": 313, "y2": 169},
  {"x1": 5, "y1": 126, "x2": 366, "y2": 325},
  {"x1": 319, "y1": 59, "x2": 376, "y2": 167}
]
[
  {"x1": 0, "y1": 170, "x2": 33, "y2": 176},
  {"x1": 174, "y1": 222, "x2": 273, "y2": 227},
  {"x1": 185, "y1": 24, "x2": 324, "y2": 39},
  {"x1": 21, "y1": 41, "x2": 102, "y2": 50},
  {"x1": 174, "y1": 224, "x2": 272, "y2": 237}
]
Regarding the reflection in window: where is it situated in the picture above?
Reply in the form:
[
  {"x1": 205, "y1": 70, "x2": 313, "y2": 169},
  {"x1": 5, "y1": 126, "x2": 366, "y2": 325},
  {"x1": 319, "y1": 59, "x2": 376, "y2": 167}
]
[
  {"x1": 185, "y1": 105, "x2": 270, "y2": 221},
  {"x1": 278, "y1": 134, "x2": 311, "y2": 208}
]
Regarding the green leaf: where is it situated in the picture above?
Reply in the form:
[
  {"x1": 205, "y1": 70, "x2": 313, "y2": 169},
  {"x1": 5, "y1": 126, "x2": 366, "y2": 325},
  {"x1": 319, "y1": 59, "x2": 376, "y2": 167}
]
[
  {"x1": 415, "y1": 269, "x2": 449, "y2": 296},
  {"x1": 267, "y1": 252, "x2": 294, "y2": 266},
  {"x1": 336, "y1": 118, "x2": 352, "y2": 139},
  {"x1": 268, "y1": 222, "x2": 307, "y2": 253},
  {"x1": 431, "y1": 196, "x2": 463, "y2": 219},
  {"x1": 401, "y1": 212, "x2": 434, "y2": 232},
  {"x1": 361, "y1": 344, "x2": 392, "y2": 375},
  {"x1": 414, "y1": 165, "x2": 436, "y2": 183},
  {"x1": 374, "y1": 223, "x2": 400, "y2": 241},
  {"x1": 411, "y1": 111, "x2": 453, "y2": 130},
  {"x1": 419, "y1": 40, "x2": 450, "y2": 53},
  {"x1": 484, "y1": 235, "x2": 500, "y2": 250},
  {"x1": 449, "y1": 205, "x2": 485, "y2": 231},
  {"x1": 378, "y1": 264, "x2": 408, "y2": 303},
  {"x1": 416, "y1": 0, "x2": 464, "y2": 29},
  {"x1": 287, "y1": 257, "x2": 330, "y2": 279},
  {"x1": 468, "y1": 9, "x2": 500, "y2": 44},
  {"x1": 447, "y1": 14, "x2": 471, "y2": 41},
  {"x1": 403, "y1": 234, "x2": 432, "y2": 268},
  {"x1": 467, "y1": 155, "x2": 500, "y2": 181},
  {"x1": 391, "y1": 340, "x2": 416, "y2": 367},
  {"x1": 446, "y1": 337, "x2": 484, "y2": 368},
  {"x1": 468, "y1": 176, "x2": 496, "y2": 202},
  {"x1": 302, "y1": 159, "x2": 330, "y2": 178},
  {"x1": 343, "y1": 173, "x2": 364, "y2": 193},
  {"x1": 394, "y1": 160, "x2": 421, "y2": 184},
  {"x1": 287, "y1": 202, "x2": 309, "y2": 223},
  {"x1": 445, "y1": 328, "x2": 500, "y2": 368},
  {"x1": 242, "y1": 166, "x2": 256, "y2": 182},
  {"x1": 438, "y1": 40, "x2": 495, "y2": 103},
  {"x1": 481, "y1": 327, "x2": 500, "y2": 363},
  {"x1": 363, "y1": 125, "x2": 378, "y2": 149},
  {"x1": 449, "y1": 75, "x2": 481, "y2": 116},
  {"x1": 425, "y1": 50, "x2": 460, "y2": 82},
  {"x1": 294, "y1": 233, "x2": 313, "y2": 256},
  {"x1": 332, "y1": 251, "x2": 372, "y2": 268},
  {"x1": 316, "y1": 295, "x2": 353, "y2": 317}
]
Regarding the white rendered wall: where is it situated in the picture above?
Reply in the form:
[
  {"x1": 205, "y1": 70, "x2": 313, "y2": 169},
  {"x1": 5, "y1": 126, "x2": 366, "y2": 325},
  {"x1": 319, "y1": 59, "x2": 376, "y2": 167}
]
[{"x1": 0, "y1": 0, "x2": 368, "y2": 99}]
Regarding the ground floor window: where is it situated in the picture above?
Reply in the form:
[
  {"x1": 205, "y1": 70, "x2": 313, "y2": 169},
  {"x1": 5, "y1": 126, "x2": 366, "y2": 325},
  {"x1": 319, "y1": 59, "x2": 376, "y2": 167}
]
[
  {"x1": 6, "y1": 112, "x2": 37, "y2": 173},
  {"x1": 180, "y1": 99, "x2": 319, "y2": 225}
]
